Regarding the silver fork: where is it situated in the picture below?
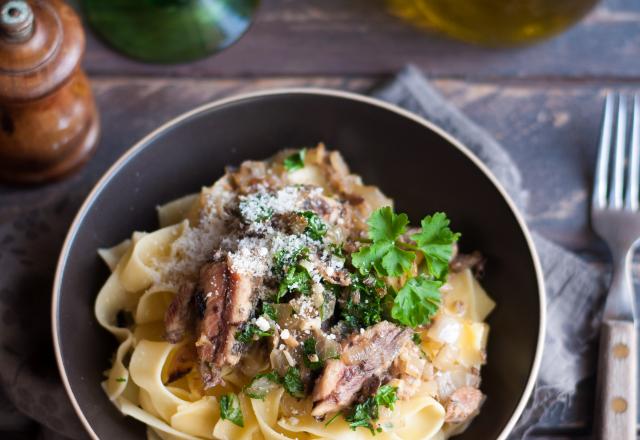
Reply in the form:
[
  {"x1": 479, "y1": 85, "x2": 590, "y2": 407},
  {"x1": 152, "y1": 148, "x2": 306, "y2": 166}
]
[{"x1": 592, "y1": 92, "x2": 638, "y2": 439}]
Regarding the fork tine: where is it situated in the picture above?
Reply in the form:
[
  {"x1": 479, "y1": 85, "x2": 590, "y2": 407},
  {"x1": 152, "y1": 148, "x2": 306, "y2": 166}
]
[
  {"x1": 594, "y1": 93, "x2": 615, "y2": 208},
  {"x1": 611, "y1": 93, "x2": 628, "y2": 208},
  {"x1": 626, "y1": 94, "x2": 640, "y2": 210}
]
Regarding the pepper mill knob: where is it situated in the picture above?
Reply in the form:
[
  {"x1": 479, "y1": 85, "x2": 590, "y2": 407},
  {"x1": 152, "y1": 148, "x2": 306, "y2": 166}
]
[
  {"x1": 0, "y1": 0, "x2": 99, "y2": 183},
  {"x1": 1, "y1": 1, "x2": 34, "y2": 42}
]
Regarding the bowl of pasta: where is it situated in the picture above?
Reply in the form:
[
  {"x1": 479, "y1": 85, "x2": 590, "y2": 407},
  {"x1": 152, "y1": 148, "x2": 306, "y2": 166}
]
[{"x1": 52, "y1": 89, "x2": 545, "y2": 440}]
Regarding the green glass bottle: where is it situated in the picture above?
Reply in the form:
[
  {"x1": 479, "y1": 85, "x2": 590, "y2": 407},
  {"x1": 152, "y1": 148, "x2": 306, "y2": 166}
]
[{"x1": 83, "y1": 0, "x2": 259, "y2": 63}]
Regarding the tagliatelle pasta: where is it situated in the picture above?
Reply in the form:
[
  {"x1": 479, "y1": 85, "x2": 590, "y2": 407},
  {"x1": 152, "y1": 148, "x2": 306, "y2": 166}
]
[{"x1": 95, "y1": 144, "x2": 495, "y2": 440}]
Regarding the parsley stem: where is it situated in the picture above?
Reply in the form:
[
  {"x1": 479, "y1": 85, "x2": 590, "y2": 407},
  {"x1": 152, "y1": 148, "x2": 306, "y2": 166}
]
[
  {"x1": 395, "y1": 241, "x2": 419, "y2": 252},
  {"x1": 325, "y1": 411, "x2": 341, "y2": 427}
]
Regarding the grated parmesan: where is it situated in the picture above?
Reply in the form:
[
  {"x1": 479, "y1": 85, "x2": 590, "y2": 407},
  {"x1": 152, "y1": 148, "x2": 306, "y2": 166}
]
[{"x1": 255, "y1": 316, "x2": 270, "y2": 332}]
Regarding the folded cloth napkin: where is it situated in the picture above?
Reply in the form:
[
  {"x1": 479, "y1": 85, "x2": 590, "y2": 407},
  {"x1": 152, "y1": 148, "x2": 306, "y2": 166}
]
[{"x1": 0, "y1": 66, "x2": 611, "y2": 439}]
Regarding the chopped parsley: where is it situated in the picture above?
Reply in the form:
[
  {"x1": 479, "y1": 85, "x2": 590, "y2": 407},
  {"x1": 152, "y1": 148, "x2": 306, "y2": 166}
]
[
  {"x1": 220, "y1": 393, "x2": 244, "y2": 427},
  {"x1": 235, "y1": 323, "x2": 273, "y2": 344},
  {"x1": 350, "y1": 207, "x2": 459, "y2": 327},
  {"x1": 282, "y1": 367, "x2": 305, "y2": 398},
  {"x1": 330, "y1": 243, "x2": 345, "y2": 258},
  {"x1": 244, "y1": 368, "x2": 307, "y2": 400},
  {"x1": 375, "y1": 385, "x2": 398, "y2": 410},
  {"x1": 272, "y1": 243, "x2": 313, "y2": 303},
  {"x1": 341, "y1": 272, "x2": 385, "y2": 330},
  {"x1": 284, "y1": 148, "x2": 306, "y2": 171},
  {"x1": 115, "y1": 377, "x2": 126, "y2": 383},
  {"x1": 299, "y1": 211, "x2": 327, "y2": 241},
  {"x1": 302, "y1": 337, "x2": 324, "y2": 371},
  {"x1": 324, "y1": 411, "x2": 341, "y2": 427},
  {"x1": 412, "y1": 332, "x2": 422, "y2": 345},
  {"x1": 261, "y1": 302, "x2": 278, "y2": 321},
  {"x1": 345, "y1": 397, "x2": 379, "y2": 434},
  {"x1": 276, "y1": 265, "x2": 312, "y2": 302},
  {"x1": 344, "y1": 385, "x2": 398, "y2": 434},
  {"x1": 273, "y1": 245, "x2": 308, "y2": 277},
  {"x1": 244, "y1": 371, "x2": 281, "y2": 400}
]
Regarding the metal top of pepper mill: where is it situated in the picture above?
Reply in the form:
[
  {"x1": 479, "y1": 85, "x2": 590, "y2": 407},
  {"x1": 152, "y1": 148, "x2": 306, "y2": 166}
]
[
  {"x1": 0, "y1": 0, "x2": 85, "y2": 101},
  {"x1": 1, "y1": 1, "x2": 34, "y2": 42}
]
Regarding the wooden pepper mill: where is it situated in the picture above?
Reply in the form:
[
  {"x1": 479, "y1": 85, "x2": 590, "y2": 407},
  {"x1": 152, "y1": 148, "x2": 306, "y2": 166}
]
[{"x1": 0, "y1": 0, "x2": 99, "y2": 183}]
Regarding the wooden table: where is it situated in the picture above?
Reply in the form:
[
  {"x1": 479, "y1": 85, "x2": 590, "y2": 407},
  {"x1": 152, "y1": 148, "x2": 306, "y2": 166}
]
[{"x1": 2, "y1": 0, "x2": 640, "y2": 438}]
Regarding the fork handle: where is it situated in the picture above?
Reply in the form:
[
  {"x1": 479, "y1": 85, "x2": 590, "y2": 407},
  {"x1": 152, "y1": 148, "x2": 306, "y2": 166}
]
[{"x1": 595, "y1": 320, "x2": 637, "y2": 439}]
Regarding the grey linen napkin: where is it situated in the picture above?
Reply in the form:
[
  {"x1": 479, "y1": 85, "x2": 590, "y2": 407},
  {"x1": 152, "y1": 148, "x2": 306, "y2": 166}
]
[
  {"x1": 0, "y1": 67, "x2": 610, "y2": 440},
  {"x1": 375, "y1": 66, "x2": 610, "y2": 438}
]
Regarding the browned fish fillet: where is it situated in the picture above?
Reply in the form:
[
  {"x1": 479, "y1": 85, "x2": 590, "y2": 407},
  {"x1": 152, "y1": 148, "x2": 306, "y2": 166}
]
[
  {"x1": 311, "y1": 321, "x2": 412, "y2": 417},
  {"x1": 444, "y1": 386, "x2": 483, "y2": 423},
  {"x1": 164, "y1": 282, "x2": 195, "y2": 343},
  {"x1": 195, "y1": 258, "x2": 254, "y2": 389}
]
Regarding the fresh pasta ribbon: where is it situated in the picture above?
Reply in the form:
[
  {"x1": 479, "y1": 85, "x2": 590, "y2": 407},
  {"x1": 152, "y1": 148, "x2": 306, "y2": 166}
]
[
  {"x1": 157, "y1": 193, "x2": 199, "y2": 228},
  {"x1": 120, "y1": 222, "x2": 186, "y2": 292},
  {"x1": 129, "y1": 340, "x2": 192, "y2": 421},
  {"x1": 444, "y1": 269, "x2": 495, "y2": 322},
  {"x1": 116, "y1": 396, "x2": 200, "y2": 440},
  {"x1": 251, "y1": 388, "x2": 312, "y2": 440},
  {"x1": 170, "y1": 397, "x2": 220, "y2": 439},
  {"x1": 391, "y1": 395, "x2": 445, "y2": 440},
  {"x1": 136, "y1": 286, "x2": 178, "y2": 325},
  {"x1": 98, "y1": 239, "x2": 132, "y2": 272},
  {"x1": 94, "y1": 270, "x2": 135, "y2": 400}
]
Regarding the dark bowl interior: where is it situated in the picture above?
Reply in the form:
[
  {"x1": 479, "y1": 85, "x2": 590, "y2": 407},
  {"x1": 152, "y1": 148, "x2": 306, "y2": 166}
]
[{"x1": 54, "y1": 91, "x2": 542, "y2": 440}]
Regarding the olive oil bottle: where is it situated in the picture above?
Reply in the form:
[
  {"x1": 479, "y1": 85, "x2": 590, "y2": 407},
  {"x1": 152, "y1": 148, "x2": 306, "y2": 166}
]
[{"x1": 387, "y1": 0, "x2": 599, "y2": 45}]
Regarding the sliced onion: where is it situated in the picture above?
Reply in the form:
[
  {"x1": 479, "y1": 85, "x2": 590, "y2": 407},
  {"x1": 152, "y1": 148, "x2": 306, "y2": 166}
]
[
  {"x1": 316, "y1": 336, "x2": 341, "y2": 362},
  {"x1": 435, "y1": 365, "x2": 479, "y2": 399},
  {"x1": 270, "y1": 349, "x2": 291, "y2": 376},
  {"x1": 319, "y1": 291, "x2": 336, "y2": 322},
  {"x1": 244, "y1": 374, "x2": 280, "y2": 400},
  {"x1": 274, "y1": 304, "x2": 294, "y2": 327},
  {"x1": 433, "y1": 344, "x2": 460, "y2": 371},
  {"x1": 238, "y1": 343, "x2": 270, "y2": 377},
  {"x1": 404, "y1": 354, "x2": 426, "y2": 378},
  {"x1": 427, "y1": 314, "x2": 462, "y2": 344}
]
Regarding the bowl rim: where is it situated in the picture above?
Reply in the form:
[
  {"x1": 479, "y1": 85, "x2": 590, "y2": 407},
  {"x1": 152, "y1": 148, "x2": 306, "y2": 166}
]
[{"x1": 51, "y1": 87, "x2": 546, "y2": 440}]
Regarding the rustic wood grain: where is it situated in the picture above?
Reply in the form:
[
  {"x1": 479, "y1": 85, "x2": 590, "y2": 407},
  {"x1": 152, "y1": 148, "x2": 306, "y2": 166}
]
[
  {"x1": 595, "y1": 320, "x2": 637, "y2": 439},
  {"x1": 75, "y1": 0, "x2": 640, "y2": 79}
]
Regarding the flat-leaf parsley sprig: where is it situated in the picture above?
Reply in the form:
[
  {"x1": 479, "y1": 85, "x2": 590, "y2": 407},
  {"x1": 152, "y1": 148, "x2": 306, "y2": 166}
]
[
  {"x1": 351, "y1": 207, "x2": 460, "y2": 327},
  {"x1": 351, "y1": 207, "x2": 414, "y2": 277},
  {"x1": 411, "y1": 212, "x2": 461, "y2": 281}
]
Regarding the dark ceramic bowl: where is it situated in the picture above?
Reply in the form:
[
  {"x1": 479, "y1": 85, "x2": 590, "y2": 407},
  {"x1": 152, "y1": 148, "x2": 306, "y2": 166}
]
[{"x1": 53, "y1": 89, "x2": 545, "y2": 440}]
